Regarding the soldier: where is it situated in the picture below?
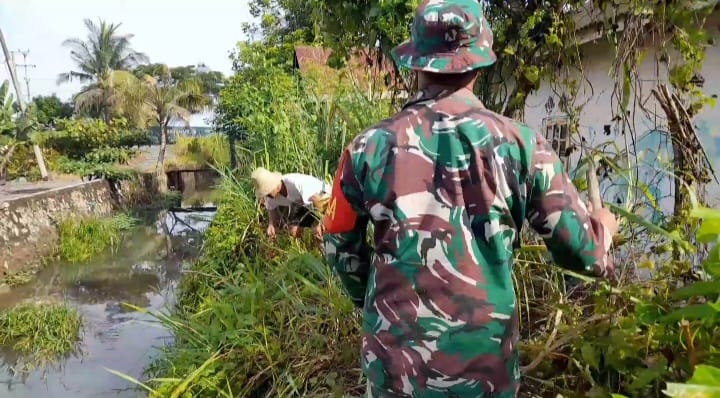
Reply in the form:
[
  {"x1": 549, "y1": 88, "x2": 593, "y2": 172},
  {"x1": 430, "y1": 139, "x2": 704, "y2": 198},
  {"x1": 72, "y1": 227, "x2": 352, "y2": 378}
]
[
  {"x1": 322, "y1": 0, "x2": 619, "y2": 397},
  {"x1": 251, "y1": 167, "x2": 329, "y2": 240}
]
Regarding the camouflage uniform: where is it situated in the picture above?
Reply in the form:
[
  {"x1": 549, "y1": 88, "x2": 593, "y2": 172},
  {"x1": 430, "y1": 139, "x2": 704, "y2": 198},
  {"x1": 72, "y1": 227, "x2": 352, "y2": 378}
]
[{"x1": 323, "y1": 1, "x2": 613, "y2": 397}]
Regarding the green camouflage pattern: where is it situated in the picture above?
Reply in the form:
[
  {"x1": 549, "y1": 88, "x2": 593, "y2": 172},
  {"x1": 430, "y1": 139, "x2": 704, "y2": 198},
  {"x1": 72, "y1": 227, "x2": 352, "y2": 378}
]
[
  {"x1": 391, "y1": 0, "x2": 496, "y2": 74},
  {"x1": 324, "y1": 86, "x2": 613, "y2": 397}
]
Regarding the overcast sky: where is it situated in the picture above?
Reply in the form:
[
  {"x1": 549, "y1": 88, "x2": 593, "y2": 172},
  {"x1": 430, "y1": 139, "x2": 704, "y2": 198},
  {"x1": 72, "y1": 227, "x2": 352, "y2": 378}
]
[{"x1": 0, "y1": 0, "x2": 254, "y2": 108}]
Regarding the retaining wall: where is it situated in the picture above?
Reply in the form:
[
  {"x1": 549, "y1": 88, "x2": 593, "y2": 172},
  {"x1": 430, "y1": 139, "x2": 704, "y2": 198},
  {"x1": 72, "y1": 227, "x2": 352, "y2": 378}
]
[{"x1": 0, "y1": 180, "x2": 116, "y2": 276}]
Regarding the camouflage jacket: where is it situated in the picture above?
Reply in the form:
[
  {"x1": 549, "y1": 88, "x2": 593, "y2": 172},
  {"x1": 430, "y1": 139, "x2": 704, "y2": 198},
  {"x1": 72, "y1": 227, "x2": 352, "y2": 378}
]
[{"x1": 323, "y1": 85, "x2": 613, "y2": 398}]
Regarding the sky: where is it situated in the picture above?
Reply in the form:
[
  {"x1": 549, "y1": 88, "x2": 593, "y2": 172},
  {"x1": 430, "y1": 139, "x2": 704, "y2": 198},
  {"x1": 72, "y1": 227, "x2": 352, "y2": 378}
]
[{"x1": 0, "y1": 0, "x2": 255, "y2": 124}]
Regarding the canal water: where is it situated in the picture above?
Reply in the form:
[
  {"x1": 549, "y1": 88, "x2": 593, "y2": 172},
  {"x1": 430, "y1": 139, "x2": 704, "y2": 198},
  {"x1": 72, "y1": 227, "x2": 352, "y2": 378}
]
[{"x1": 0, "y1": 208, "x2": 215, "y2": 398}]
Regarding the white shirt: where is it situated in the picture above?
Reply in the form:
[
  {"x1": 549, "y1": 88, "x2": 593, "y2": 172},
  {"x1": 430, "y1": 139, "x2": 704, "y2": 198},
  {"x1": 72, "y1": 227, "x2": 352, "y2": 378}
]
[{"x1": 265, "y1": 173, "x2": 329, "y2": 210}]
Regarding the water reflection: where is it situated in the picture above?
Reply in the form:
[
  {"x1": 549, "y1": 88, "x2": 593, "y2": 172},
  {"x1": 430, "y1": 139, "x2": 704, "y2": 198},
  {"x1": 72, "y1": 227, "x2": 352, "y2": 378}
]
[{"x1": 0, "y1": 207, "x2": 213, "y2": 398}]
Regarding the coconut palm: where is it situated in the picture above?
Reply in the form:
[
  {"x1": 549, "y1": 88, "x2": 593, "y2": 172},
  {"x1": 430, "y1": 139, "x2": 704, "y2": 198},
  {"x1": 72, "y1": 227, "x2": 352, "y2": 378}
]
[
  {"x1": 59, "y1": 19, "x2": 148, "y2": 123},
  {"x1": 140, "y1": 67, "x2": 211, "y2": 192},
  {"x1": 73, "y1": 70, "x2": 152, "y2": 127},
  {"x1": 58, "y1": 18, "x2": 148, "y2": 85}
]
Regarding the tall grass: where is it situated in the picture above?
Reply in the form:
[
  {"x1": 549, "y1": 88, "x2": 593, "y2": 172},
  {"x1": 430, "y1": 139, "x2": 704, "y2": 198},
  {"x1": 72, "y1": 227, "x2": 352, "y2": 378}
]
[
  {"x1": 57, "y1": 214, "x2": 137, "y2": 263},
  {"x1": 0, "y1": 302, "x2": 83, "y2": 371},
  {"x1": 169, "y1": 135, "x2": 230, "y2": 170},
  {"x1": 134, "y1": 175, "x2": 362, "y2": 397}
]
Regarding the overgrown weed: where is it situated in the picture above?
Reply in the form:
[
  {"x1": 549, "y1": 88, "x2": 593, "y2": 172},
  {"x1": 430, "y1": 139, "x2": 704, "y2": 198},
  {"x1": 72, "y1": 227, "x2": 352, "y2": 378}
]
[
  {"x1": 57, "y1": 213, "x2": 137, "y2": 263},
  {"x1": 0, "y1": 302, "x2": 83, "y2": 371}
]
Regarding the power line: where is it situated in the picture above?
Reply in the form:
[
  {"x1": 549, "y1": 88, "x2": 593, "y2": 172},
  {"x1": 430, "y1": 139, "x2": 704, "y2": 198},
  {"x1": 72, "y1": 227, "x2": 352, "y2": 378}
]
[{"x1": 11, "y1": 49, "x2": 36, "y2": 103}]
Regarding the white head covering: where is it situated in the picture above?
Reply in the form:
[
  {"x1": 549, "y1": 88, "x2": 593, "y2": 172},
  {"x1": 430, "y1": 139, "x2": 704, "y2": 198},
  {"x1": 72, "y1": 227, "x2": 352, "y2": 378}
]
[{"x1": 250, "y1": 167, "x2": 283, "y2": 198}]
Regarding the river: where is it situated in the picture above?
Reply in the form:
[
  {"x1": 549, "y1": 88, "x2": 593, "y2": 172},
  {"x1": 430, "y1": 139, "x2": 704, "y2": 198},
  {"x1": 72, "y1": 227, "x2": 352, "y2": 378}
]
[{"x1": 0, "y1": 208, "x2": 215, "y2": 398}]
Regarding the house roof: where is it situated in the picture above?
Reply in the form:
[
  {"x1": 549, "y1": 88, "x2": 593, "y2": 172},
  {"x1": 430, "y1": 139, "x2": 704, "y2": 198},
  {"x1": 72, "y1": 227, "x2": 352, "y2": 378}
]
[
  {"x1": 293, "y1": 45, "x2": 399, "y2": 83},
  {"x1": 293, "y1": 46, "x2": 333, "y2": 73}
]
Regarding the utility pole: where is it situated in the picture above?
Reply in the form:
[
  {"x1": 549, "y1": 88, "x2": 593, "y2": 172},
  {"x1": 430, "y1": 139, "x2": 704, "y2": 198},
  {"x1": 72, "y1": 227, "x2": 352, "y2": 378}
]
[
  {"x1": 12, "y1": 49, "x2": 35, "y2": 103},
  {"x1": 0, "y1": 28, "x2": 49, "y2": 181}
]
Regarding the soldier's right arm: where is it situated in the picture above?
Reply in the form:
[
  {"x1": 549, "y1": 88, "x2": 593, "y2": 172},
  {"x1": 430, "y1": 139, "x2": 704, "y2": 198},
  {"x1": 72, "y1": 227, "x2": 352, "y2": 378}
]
[{"x1": 521, "y1": 125, "x2": 614, "y2": 278}]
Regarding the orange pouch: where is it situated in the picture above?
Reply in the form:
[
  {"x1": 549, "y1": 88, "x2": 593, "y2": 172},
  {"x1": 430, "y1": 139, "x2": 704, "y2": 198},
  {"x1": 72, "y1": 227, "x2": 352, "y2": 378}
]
[{"x1": 323, "y1": 150, "x2": 358, "y2": 234}]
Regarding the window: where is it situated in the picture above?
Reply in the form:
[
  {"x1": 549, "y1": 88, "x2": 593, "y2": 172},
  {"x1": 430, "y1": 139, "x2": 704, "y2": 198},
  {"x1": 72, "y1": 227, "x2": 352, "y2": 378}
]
[{"x1": 542, "y1": 116, "x2": 571, "y2": 159}]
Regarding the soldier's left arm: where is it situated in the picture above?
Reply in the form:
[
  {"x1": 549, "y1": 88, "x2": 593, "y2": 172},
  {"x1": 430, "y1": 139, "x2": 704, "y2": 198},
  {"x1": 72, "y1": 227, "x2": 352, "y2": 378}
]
[{"x1": 323, "y1": 147, "x2": 373, "y2": 308}]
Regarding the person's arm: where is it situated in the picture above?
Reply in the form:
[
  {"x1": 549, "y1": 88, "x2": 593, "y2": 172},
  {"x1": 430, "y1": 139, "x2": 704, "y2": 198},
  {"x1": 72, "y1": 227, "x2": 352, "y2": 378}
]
[
  {"x1": 323, "y1": 147, "x2": 373, "y2": 308},
  {"x1": 522, "y1": 125, "x2": 616, "y2": 278},
  {"x1": 265, "y1": 197, "x2": 280, "y2": 227}
]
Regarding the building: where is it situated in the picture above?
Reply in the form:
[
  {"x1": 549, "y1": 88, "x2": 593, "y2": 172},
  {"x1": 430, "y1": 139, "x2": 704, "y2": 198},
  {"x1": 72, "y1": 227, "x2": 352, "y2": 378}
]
[
  {"x1": 293, "y1": 45, "x2": 407, "y2": 99},
  {"x1": 524, "y1": 4, "x2": 720, "y2": 220}
]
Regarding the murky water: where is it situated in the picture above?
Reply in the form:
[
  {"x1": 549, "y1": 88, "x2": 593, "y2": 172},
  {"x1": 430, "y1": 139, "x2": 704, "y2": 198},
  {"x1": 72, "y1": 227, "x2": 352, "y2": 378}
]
[{"x1": 0, "y1": 208, "x2": 215, "y2": 398}]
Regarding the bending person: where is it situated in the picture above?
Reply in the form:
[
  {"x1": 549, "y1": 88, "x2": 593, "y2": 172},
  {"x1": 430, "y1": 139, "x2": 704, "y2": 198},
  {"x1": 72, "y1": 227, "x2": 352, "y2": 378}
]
[{"x1": 251, "y1": 167, "x2": 329, "y2": 240}]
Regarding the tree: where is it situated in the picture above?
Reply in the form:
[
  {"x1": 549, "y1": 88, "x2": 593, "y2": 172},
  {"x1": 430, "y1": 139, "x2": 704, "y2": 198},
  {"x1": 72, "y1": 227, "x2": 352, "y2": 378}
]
[
  {"x1": 59, "y1": 18, "x2": 148, "y2": 123},
  {"x1": 32, "y1": 95, "x2": 74, "y2": 127},
  {"x1": 137, "y1": 67, "x2": 210, "y2": 192},
  {"x1": 133, "y1": 63, "x2": 225, "y2": 97},
  {"x1": 73, "y1": 69, "x2": 152, "y2": 127},
  {"x1": 58, "y1": 18, "x2": 148, "y2": 85}
]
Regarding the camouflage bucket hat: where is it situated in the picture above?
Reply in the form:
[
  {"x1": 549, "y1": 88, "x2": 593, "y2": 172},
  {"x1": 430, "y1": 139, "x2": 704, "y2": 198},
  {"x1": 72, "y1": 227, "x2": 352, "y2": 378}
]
[{"x1": 391, "y1": 0, "x2": 496, "y2": 74}]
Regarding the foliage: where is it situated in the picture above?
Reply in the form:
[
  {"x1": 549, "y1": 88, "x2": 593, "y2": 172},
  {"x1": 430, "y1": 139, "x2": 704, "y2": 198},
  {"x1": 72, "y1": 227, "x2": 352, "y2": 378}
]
[
  {"x1": 33, "y1": 117, "x2": 149, "y2": 180},
  {"x1": 0, "y1": 302, "x2": 83, "y2": 371},
  {"x1": 215, "y1": 47, "x2": 391, "y2": 178},
  {"x1": 58, "y1": 18, "x2": 148, "y2": 85},
  {"x1": 169, "y1": 135, "x2": 230, "y2": 170},
  {"x1": 664, "y1": 364, "x2": 720, "y2": 397},
  {"x1": 57, "y1": 214, "x2": 137, "y2": 263},
  {"x1": 31, "y1": 95, "x2": 74, "y2": 127},
  {"x1": 133, "y1": 63, "x2": 226, "y2": 96},
  {"x1": 238, "y1": 0, "x2": 318, "y2": 71},
  {"x1": 0, "y1": 80, "x2": 16, "y2": 136},
  {"x1": 136, "y1": 175, "x2": 362, "y2": 397}
]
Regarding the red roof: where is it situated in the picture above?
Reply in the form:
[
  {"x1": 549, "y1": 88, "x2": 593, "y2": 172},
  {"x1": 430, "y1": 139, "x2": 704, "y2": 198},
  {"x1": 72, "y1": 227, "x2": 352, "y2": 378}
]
[
  {"x1": 293, "y1": 46, "x2": 333, "y2": 73},
  {"x1": 293, "y1": 45, "x2": 402, "y2": 89}
]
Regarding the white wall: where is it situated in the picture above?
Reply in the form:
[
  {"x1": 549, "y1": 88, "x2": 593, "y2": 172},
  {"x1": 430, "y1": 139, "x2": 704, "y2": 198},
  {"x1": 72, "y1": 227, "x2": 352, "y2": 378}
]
[{"x1": 524, "y1": 17, "x2": 720, "y2": 216}]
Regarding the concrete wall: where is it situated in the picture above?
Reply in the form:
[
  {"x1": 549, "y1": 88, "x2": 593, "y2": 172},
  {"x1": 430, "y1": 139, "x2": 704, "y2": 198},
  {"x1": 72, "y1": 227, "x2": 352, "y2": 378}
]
[
  {"x1": 0, "y1": 180, "x2": 116, "y2": 276},
  {"x1": 524, "y1": 12, "x2": 720, "y2": 216}
]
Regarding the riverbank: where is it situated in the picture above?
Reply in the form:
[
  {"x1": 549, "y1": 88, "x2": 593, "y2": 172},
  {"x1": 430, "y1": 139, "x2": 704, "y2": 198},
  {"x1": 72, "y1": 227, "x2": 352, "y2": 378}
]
[
  {"x1": 137, "y1": 178, "x2": 363, "y2": 397},
  {"x1": 0, "y1": 208, "x2": 214, "y2": 397}
]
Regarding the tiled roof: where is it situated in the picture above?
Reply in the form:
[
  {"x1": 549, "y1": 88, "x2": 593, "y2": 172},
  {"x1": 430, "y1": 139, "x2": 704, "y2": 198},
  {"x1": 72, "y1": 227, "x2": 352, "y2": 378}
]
[
  {"x1": 293, "y1": 45, "x2": 401, "y2": 89},
  {"x1": 293, "y1": 46, "x2": 333, "y2": 73}
]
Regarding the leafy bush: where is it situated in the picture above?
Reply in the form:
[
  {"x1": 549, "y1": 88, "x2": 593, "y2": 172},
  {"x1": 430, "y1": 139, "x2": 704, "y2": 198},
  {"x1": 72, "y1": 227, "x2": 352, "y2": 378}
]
[{"x1": 33, "y1": 117, "x2": 151, "y2": 180}]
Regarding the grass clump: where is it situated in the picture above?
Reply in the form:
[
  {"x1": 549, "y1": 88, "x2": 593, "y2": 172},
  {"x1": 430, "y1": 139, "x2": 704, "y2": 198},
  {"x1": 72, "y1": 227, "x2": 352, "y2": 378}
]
[
  {"x1": 0, "y1": 303, "x2": 83, "y2": 369},
  {"x1": 57, "y1": 213, "x2": 137, "y2": 263}
]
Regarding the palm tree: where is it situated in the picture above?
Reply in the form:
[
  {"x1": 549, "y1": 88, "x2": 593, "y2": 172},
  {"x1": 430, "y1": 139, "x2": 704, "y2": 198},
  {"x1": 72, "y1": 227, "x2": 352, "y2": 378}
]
[
  {"x1": 58, "y1": 18, "x2": 148, "y2": 84},
  {"x1": 140, "y1": 67, "x2": 210, "y2": 192},
  {"x1": 59, "y1": 18, "x2": 148, "y2": 122},
  {"x1": 74, "y1": 70, "x2": 152, "y2": 127}
]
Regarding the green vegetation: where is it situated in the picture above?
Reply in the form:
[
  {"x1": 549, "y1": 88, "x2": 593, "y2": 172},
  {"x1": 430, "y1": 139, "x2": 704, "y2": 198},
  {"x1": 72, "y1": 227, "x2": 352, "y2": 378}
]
[
  {"x1": 131, "y1": 1, "x2": 720, "y2": 397},
  {"x1": 57, "y1": 214, "x2": 137, "y2": 263},
  {"x1": 0, "y1": 303, "x2": 83, "y2": 370},
  {"x1": 138, "y1": 177, "x2": 361, "y2": 397},
  {"x1": 32, "y1": 117, "x2": 151, "y2": 181},
  {"x1": 168, "y1": 135, "x2": 230, "y2": 170},
  {"x1": 0, "y1": 268, "x2": 37, "y2": 287}
]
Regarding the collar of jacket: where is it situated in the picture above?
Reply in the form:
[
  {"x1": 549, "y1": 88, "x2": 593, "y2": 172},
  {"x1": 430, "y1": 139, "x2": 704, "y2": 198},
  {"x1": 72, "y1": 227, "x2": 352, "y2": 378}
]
[{"x1": 402, "y1": 84, "x2": 485, "y2": 110}]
